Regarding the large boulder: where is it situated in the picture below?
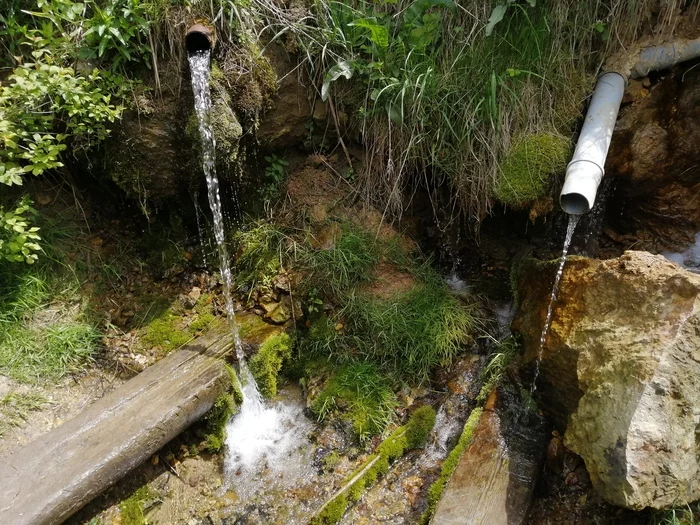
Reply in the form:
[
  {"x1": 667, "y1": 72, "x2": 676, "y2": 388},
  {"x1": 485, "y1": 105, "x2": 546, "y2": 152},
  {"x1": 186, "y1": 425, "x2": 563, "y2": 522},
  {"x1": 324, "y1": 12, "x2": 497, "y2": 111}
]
[{"x1": 512, "y1": 251, "x2": 700, "y2": 510}]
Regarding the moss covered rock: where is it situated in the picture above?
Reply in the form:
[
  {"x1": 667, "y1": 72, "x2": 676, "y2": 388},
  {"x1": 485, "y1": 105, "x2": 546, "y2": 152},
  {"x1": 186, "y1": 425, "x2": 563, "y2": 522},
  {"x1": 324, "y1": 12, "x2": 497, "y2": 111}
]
[
  {"x1": 249, "y1": 332, "x2": 292, "y2": 398},
  {"x1": 494, "y1": 133, "x2": 570, "y2": 208}
]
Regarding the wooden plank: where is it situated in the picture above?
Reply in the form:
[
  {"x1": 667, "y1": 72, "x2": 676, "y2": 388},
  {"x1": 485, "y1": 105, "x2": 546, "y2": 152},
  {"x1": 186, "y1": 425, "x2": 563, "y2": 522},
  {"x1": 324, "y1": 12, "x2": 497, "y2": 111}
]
[
  {"x1": 432, "y1": 387, "x2": 547, "y2": 525},
  {"x1": 0, "y1": 331, "x2": 232, "y2": 525}
]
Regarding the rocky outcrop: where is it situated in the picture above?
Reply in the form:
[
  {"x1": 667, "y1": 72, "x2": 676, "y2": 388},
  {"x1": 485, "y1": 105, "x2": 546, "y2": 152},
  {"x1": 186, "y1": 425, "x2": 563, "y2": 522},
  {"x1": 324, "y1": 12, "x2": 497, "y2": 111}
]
[
  {"x1": 257, "y1": 42, "x2": 314, "y2": 149},
  {"x1": 605, "y1": 61, "x2": 700, "y2": 252},
  {"x1": 513, "y1": 251, "x2": 700, "y2": 510}
]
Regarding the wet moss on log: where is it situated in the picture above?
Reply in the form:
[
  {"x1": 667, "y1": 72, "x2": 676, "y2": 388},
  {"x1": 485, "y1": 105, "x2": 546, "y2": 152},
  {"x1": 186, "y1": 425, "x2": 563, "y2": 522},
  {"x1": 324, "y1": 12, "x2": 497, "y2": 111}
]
[
  {"x1": 248, "y1": 332, "x2": 292, "y2": 398},
  {"x1": 420, "y1": 407, "x2": 483, "y2": 524},
  {"x1": 312, "y1": 408, "x2": 436, "y2": 524}
]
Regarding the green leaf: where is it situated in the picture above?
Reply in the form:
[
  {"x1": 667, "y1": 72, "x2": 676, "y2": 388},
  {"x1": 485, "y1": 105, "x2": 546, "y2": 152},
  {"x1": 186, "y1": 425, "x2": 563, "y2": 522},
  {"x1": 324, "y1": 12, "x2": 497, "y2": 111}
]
[
  {"x1": 322, "y1": 61, "x2": 354, "y2": 101},
  {"x1": 485, "y1": 4, "x2": 508, "y2": 37},
  {"x1": 349, "y1": 18, "x2": 389, "y2": 48}
]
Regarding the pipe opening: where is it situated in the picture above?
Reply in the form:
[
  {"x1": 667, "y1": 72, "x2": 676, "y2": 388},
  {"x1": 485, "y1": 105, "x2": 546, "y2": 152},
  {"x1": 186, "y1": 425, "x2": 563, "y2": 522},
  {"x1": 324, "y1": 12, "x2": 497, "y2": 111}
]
[
  {"x1": 185, "y1": 25, "x2": 214, "y2": 54},
  {"x1": 560, "y1": 193, "x2": 591, "y2": 215}
]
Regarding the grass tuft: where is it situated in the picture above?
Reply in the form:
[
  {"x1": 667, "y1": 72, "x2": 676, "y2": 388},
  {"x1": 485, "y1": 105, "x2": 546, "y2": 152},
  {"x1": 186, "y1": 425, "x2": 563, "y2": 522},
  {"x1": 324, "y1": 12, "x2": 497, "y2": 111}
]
[
  {"x1": 0, "y1": 391, "x2": 48, "y2": 437},
  {"x1": 311, "y1": 360, "x2": 398, "y2": 442}
]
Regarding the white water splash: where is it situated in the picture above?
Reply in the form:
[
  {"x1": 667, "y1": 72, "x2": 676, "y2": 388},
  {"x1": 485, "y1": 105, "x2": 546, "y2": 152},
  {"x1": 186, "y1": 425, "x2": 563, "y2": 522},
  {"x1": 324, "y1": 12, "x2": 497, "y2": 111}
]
[
  {"x1": 531, "y1": 215, "x2": 579, "y2": 394},
  {"x1": 224, "y1": 386, "x2": 315, "y2": 501},
  {"x1": 662, "y1": 233, "x2": 700, "y2": 273}
]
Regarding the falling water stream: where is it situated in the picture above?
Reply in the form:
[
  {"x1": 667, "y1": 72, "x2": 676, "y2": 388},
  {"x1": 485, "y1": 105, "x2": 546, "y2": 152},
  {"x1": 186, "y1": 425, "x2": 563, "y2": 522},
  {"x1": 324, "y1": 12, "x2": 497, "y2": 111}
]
[
  {"x1": 530, "y1": 215, "x2": 579, "y2": 394},
  {"x1": 189, "y1": 50, "x2": 315, "y2": 509}
]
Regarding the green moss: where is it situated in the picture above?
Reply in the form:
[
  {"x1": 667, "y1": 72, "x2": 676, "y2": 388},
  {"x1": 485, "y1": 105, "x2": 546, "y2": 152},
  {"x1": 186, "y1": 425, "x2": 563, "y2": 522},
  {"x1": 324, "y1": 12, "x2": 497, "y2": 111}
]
[
  {"x1": 405, "y1": 405, "x2": 437, "y2": 449},
  {"x1": 314, "y1": 426, "x2": 409, "y2": 524},
  {"x1": 201, "y1": 365, "x2": 242, "y2": 452},
  {"x1": 421, "y1": 408, "x2": 483, "y2": 524},
  {"x1": 119, "y1": 485, "x2": 154, "y2": 525},
  {"x1": 249, "y1": 332, "x2": 292, "y2": 398},
  {"x1": 311, "y1": 494, "x2": 348, "y2": 525},
  {"x1": 141, "y1": 309, "x2": 191, "y2": 352},
  {"x1": 494, "y1": 133, "x2": 570, "y2": 207},
  {"x1": 321, "y1": 450, "x2": 341, "y2": 472}
]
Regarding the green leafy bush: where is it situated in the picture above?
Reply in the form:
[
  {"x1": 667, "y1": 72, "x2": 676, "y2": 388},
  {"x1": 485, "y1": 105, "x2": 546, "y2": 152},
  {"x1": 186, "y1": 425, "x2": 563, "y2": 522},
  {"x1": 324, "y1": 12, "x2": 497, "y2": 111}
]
[
  {"x1": 0, "y1": 197, "x2": 41, "y2": 264},
  {"x1": 249, "y1": 332, "x2": 292, "y2": 398}
]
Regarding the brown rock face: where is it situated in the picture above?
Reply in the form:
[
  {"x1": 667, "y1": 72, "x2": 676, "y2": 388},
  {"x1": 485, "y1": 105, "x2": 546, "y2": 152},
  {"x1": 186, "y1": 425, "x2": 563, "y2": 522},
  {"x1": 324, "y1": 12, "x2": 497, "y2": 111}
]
[
  {"x1": 257, "y1": 43, "x2": 313, "y2": 149},
  {"x1": 606, "y1": 61, "x2": 700, "y2": 252},
  {"x1": 513, "y1": 251, "x2": 700, "y2": 509}
]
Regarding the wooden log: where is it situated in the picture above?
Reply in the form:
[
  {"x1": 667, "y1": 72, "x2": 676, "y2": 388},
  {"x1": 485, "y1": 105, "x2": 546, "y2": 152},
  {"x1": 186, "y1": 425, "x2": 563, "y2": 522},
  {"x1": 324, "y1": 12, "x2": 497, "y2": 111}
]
[
  {"x1": 0, "y1": 330, "x2": 233, "y2": 525},
  {"x1": 431, "y1": 387, "x2": 547, "y2": 525}
]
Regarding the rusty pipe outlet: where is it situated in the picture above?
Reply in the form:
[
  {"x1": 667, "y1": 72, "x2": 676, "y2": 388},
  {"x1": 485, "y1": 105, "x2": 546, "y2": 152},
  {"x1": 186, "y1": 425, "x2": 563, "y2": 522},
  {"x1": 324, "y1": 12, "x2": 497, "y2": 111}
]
[{"x1": 186, "y1": 23, "x2": 216, "y2": 53}]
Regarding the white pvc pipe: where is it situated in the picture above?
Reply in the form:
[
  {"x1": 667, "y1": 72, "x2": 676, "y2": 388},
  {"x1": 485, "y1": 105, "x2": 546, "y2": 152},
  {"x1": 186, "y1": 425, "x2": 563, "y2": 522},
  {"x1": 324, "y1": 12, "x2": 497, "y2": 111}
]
[
  {"x1": 560, "y1": 72, "x2": 626, "y2": 215},
  {"x1": 560, "y1": 38, "x2": 700, "y2": 215}
]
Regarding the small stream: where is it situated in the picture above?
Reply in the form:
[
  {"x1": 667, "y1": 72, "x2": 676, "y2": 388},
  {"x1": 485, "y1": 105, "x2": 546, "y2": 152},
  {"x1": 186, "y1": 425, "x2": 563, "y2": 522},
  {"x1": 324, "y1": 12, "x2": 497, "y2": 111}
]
[{"x1": 531, "y1": 214, "x2": 579, "y2": 393}]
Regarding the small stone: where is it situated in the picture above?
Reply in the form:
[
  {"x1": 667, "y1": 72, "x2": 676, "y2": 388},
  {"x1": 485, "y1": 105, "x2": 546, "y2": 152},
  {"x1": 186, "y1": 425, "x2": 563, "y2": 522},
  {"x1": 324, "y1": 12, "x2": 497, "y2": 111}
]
[
  {"x1": 189, "y1": 286, "x2": 201, "y2": 302},
  {"x1": 564, "y1": 472, "x2": 579, "y2": 486},
  {"x1": 188, "y1": 476, "x2": 199, "y2": 488},
  {"x1": 546, "y1": 435, "x2": 565, "y2": 475},
  {"x1": 37, "y1": 193, "x2": 52, "y2": 205}
]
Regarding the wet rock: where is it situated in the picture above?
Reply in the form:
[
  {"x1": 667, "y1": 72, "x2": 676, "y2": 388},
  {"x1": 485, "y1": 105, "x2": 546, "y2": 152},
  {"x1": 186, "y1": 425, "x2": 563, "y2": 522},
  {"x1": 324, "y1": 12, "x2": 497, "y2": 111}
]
[
  {"x1": 513, "y1": 251, "x2": 700, "y2": 509},
  {"x1": 262, "y1": 295, "x2": 302, "y2": 324},
  {"x1": 103, "y1": 63, "x2": 196, "y2": 208},
  {"x1": 606, "y1": 61, "x2": 700, "y2": 252}
]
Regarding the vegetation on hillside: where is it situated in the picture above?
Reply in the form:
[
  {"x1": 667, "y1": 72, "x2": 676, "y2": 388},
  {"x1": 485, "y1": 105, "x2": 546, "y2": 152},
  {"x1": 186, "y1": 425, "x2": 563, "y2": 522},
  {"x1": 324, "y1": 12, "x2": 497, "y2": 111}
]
[{"x1": 247, "y1": 0, "x2": 660, "y2": 225}]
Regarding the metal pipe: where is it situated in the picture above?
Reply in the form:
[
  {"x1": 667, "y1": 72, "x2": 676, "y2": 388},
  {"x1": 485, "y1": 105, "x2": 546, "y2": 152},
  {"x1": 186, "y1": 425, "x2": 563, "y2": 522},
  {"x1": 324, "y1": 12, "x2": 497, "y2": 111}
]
[
  {"x1": 560, "y1": 38, "x2": 700, "y2": 214},
  {"x1": 185, "y1": 23, "x2": 216, "y2": 54}
]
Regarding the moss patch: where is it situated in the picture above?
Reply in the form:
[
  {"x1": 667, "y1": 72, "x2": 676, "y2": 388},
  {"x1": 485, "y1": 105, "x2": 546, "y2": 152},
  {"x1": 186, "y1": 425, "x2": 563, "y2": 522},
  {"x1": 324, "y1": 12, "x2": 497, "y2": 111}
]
[
  {"x1": 421, "y1": 407, "x2": 483, "y2": 524},
  {"x1": 249, "y1": 332, "x2": 292, "y2": 398},
  {"x1": 200, "y1": 365, "x2": 242, "y2": 452},
  {"x1": 311, "y1": 426, "x2": 409, "y2": 524},
  {"x1": 405, "y1": 405, "x2": 437, "y2": 449},
  {"x1": 494, "y1": 133, "x2": 570, "y2": 208},
  {"x1": 119, "y1": 485, "x2": 154, "y2": 525}
]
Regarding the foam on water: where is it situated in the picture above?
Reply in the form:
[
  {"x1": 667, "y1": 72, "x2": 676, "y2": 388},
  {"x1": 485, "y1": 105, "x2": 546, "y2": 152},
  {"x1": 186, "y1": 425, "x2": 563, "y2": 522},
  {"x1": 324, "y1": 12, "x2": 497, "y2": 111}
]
[
  {"x1": 662, "y1": 233, "x2": 700, "y2": 273},
  {"x1": 224, "y1": 384, "x2": 315, "y2": 500}
]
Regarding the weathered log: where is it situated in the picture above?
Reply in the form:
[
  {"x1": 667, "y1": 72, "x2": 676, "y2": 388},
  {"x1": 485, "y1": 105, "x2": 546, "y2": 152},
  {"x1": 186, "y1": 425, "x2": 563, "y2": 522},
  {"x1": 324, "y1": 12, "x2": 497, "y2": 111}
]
[
  {"x1": 431, "y1": 386, "x2": 546, "y2": 525},
  {"x1": 0, "y1": 330, "x2": 233, "y2": 525}
]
